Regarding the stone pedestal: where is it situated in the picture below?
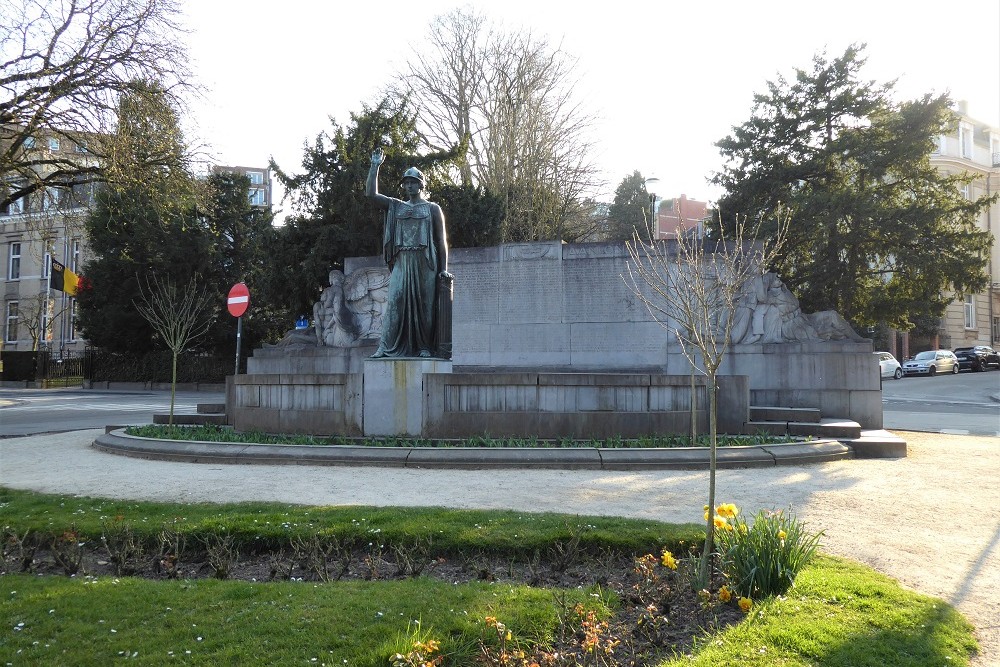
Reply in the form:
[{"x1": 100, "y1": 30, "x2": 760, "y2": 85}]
[{"x1": 363, "y1": 358, "x2": 453, "y2": 436}]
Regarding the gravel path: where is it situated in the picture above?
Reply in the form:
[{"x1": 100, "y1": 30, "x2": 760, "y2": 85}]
[{"x1": 1, "y1": 429, "x2": 997, "y2": 665}]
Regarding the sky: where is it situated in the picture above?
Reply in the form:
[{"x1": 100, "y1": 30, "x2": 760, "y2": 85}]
[{"x1": 183, "y1": 0, "x2": 1000, "y2": 222}]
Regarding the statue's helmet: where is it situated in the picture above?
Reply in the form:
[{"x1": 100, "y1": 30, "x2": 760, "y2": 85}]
[{"x1": 400, "y1": 167, "x2": 425, "y2": 188}]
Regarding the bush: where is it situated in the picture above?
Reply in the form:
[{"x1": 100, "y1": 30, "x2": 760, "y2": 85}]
[{"x1": 714, "y1": 504, "x2": 822, "y2": 599}]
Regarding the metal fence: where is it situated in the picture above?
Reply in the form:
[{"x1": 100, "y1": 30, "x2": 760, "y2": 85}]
[
  {"x1": 38, "y1": 351, "x2": 87, "y2": 387},
  {"x1": 1, "y1": 349, "x2": 232, "y2": 386},
  {"x1": 83, "y1": 348, "x2": 232, "y2": 384},
  {"x1": 0, "y1": 350, "x2": 86, "y2": 387}
]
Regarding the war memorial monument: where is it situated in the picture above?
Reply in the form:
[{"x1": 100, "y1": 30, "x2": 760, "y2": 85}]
[{"x1": 229, "y1": 153, "x2": 878, "y2": 441}]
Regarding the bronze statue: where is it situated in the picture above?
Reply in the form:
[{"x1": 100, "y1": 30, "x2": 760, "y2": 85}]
[{"x1": 366, "y1": 148, "x2": 452, "y2": 358}]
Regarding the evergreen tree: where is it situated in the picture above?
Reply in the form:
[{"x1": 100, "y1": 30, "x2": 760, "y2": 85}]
[
  {"x1": 712, "y1": 44, "x2": 995, "y2": 330},
  {"x1": 606, "y1": 171, "x2": 653, "y2": 241},
  {"x1": 77, "y1": 83, "x2": 215, "y2": 353},
  {"x1": 205, "y1": 172, "x2": 282, "y2": 351},
  {"x1": 433, "y1": 183, "x2": 506, "y2": 248}
]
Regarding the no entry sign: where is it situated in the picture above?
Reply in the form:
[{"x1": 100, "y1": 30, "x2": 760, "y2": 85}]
[{"x1": 227, "y1": 282, "x2": 250, "y2": 317}]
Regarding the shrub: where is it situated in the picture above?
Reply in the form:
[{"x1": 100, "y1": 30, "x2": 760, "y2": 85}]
[{"x1": 714, "y1": 505, "x2": 822, "y2": 599}]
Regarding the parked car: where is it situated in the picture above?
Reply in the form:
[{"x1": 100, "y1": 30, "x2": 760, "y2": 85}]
[
  {"x1": 952, "y1": 345, "x2": 1000, "y2": 372},
  {"x1": 902, "y1": 350, "x2": 960, "y2": 376},
  {"x1": 875, "y1": 351, "x2": 902, "y2": 379}
]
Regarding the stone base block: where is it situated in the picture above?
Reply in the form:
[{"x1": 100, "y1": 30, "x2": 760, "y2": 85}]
[{"x1": 363, "y1": 358, "x2": 453, "y2": 436}]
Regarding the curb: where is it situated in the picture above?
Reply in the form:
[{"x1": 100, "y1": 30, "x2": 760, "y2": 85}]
[{"x1": 93, "y1": 429, "x2": 862, "y2": 470}]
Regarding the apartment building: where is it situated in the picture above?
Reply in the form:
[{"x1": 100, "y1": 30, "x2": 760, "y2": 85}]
[
  {"x1": 2, "y1": 130, "x2": 95, "y2": 353},
  {"x1": 653, "y1": 194, "x2": 709, "y2": 239},
  {"x1": 2, "y1": 136, "x2": 273, "y2": 352},
  {"x1": 925, "y1": 102, "x2": 1000, "y2": 351},
  {"x1": 212, "y1": 165, "x2": 273, "y2": 209}
]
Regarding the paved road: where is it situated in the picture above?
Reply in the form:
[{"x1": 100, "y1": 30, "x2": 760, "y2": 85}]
[
  {"x1": 880, "y1": 370, "x2": 1000, "y2": 436},
  {"x1": 0, "y1": 388, "x2": 224, "y2": 436}
]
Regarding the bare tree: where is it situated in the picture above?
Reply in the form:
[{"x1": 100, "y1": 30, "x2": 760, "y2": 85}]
[
  {"x1": 396, "y1": 7, "x2": 601, "y2": 242},
  {"x1": 133, "y1": 274, "x2": 216, "y2": 424},
  {"x1": 1, "y1": 0, "x2": 194, "y2": 212},
  {"x1": 624, "y1": 211, "x2": 789, "y2": 582},
  {"x1": 17, "y1": 292, "x2": 52, "y2": 350}
]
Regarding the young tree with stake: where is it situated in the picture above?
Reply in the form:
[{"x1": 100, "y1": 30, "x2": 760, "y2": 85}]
[{"x1": 625, "y1": 210, "x2": 788, "y2": 583}]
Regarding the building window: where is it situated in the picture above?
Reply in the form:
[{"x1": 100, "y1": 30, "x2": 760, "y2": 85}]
[
  {"x1": 247, "y1": 171, "x2": 264, "y2": 185},
  {"x1": 23, "y1": 136, "x2": 35, "y2": 149},
  {"x1": 249, "y1": 188, "x2": 265, "y2": 206},
  {"x1": 75, "y1": 141, "x2": 88, "y2": 153},
  {"x1": 71, "y1": 239, "x2": 81, "y2": 272},
  {"x1": 964, "y1": 294, "x2": 976, "y2": 329},
  {"x1": 959, "y1": 122, "x2": 973, "y2": 159},
  {"x1": 43, "y1": 250, "x2": 51, "y2": 279},
  {"x1": 4, "y1": 301, "x2": 18, "y2": 343},
  {"x1": 1, "y1": 195, "x2": 24, "y2": 216},
  {"x1": 933, "y1": 135, "x2": 945, "y2": 154},
  {"x1": 41, "y1": 187, "x2": 62, "y2": 211},
  {"x1": 8, "y1": 242, "x2": 21, "y2": 280},
  {"x1": 48, "y1": 137, "x2": 60, "y2": 151},
  {"x1": 2, "y1": 180, "x2": 26, "y2": 216},
  {"x1": 70, "y1": 180, "x2": 95, "y2": 209},
  {"x1": 960, "y1": 183, "x2": 971, "y2": 200},
  {"x1": 993, "y1": 316, "x2": 1000, "y2": 343}
]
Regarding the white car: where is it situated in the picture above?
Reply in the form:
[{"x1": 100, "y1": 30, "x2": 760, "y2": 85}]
[
  {"x1": 875, "y1": 351, "x2": 902, "y2": 380},
  {"x1": 902, "y1": 350, "x2": 960, "y2": 376}
]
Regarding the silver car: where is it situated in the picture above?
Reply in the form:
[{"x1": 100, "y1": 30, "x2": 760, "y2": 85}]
[{"x1": 902, "y1": 350, "x2": 960, "y2": 376}]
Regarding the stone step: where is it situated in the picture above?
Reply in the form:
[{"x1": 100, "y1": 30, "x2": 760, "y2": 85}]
[
  {"x1": 745, "y1": 417, "x2": 862, "y2": 440},
  {"x1": 750, "y1": 406, "x2": 822, "y2": 423},
  {"x1": 153, "y1": 413, "x2": 228, "y2": 426},
  {"x1": 845, "y1": 430, "x2": 907, "y2": 459},
  {"x1": 197, "y1": 403, "x2": 226, "y2": 415}
]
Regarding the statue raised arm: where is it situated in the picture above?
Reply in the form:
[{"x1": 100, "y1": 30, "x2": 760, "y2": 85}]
[{"x1": 365, "y1": 148, "x2": 451, "y2": 359}]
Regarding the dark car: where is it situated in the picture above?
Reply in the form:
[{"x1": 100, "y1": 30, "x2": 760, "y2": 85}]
[{"x1": 953, "y1": 346, "x2": 1000, "y2": 372}]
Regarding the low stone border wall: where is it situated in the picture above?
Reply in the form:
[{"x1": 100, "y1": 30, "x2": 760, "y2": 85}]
[{"x1": 93, "y1": 429, "x2": 853, "y2": 470}]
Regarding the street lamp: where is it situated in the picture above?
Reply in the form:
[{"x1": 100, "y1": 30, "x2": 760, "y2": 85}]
[{"x1": 644, "y1": 177, "x2": 659, "y2": 239}]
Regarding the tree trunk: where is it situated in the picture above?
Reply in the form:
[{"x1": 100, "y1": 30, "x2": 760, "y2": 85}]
[
  {"x1": 169, "y1": 351, "x2": 178, "y2": 426},
  {"x1": 700, "y1": 375, "x2": 718, "y2": 584}
]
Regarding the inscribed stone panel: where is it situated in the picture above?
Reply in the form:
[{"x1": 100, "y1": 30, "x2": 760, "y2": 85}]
[
  {"x1": 498, "y1": 247, "x2": 563, "y2": 325},
  {"x1": 562, "y1": 255, "x2": 640, "y2": 322},
  {"x1": 453, "y1": 261, "x2": 500, "y2": 324}
]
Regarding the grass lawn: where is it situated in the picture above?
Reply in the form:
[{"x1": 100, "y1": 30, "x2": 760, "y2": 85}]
[{"x1": 0, "y1": 487, "x2": 977, "y2": 666}]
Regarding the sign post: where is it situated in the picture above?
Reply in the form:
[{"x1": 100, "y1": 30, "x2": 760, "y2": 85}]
[{"x1": 227, "y1": 283, "x2": 250, "y2": 376}]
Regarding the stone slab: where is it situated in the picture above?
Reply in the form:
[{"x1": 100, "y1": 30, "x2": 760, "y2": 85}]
[{"x1": 363, "y1": 358, "x2": 452, "y2": 436}]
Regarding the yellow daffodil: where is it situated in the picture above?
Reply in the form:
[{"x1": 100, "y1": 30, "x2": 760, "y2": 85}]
[
  {"x1": 660, "y1": 549, "x2": 678, "y2": 570},
  {"x1": 778, "y1": 529, "x2": 787, "y2": 540},
  {"x1": 714, "y1": 516, "x2": 730, "y2": 531},
  {"x1": 738, "y1": 597, "x2": 753, "y2": 613},
  {"x1": 718, "y1": 586, "x2": 732, "y2": 603},
  {"x1": 716, "y1": 503, "x2": 739, "y2": 518}
]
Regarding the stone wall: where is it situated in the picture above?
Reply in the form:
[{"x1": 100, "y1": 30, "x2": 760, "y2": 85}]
[
  {"x1": 336, "y1": 239, "x2": 881, "y2": 430},
  {"x1": 365, "y1": 240, "x2": 879, "y2": 427}
]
